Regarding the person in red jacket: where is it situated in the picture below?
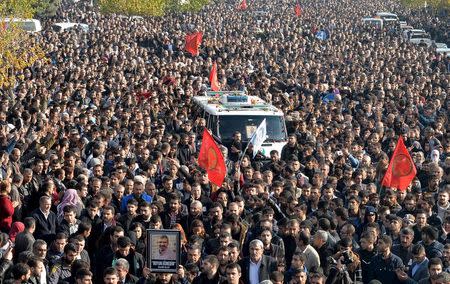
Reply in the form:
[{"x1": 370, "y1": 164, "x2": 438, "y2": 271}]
[{"x1": 0, "y1": 180, "x2": 14, "y2": 233}]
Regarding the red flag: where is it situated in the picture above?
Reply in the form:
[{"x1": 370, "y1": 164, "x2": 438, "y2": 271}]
[
  {"x1": 198, "y1": 129, "x2": 226, "y2": 186},
  {"x1": 238, "y1": 0, "x2": 247, "y2": 10},
  {"x1": 209, "y1": 62, "x2": 220, "y2": 91},
  {"x1": 382, "y1": 136, "x2": 417, "y2": 191},
  {"x1": 295, "y1": 3, "x2": 302, "y2": 17},
  {"x1": 185, "y1": 32, "x2": 203, "y2": 56}
]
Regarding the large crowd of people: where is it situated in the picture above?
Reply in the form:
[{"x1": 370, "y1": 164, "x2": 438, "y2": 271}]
[{"x1": 0, "y1": 0, "x2": 449, "y2": 283}]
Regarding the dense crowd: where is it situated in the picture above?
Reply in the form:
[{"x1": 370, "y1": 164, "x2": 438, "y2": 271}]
[{"x1": 0, "y1": 0, "x2": 449, "y2": 283}]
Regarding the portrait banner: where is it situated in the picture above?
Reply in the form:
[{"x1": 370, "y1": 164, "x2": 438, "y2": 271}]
[{"x1": 147, "y1": 229, "x2": 181, "y2": 273}]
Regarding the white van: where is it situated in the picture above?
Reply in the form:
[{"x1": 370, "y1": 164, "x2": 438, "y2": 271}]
[
  {"x1": 376, "y1": 12, "x2": 399, "y2": 22},
  {"x1": 52, "y1": 22, "x2": 89, "y2": 32},
  {"x1": 403, "y1": 29, "x2": 426, "y2": 39},
  {"x1": 436, "y1": 48, "x2": 450, "y2": 57},
  {"x1": 193, "y1": 91, "x2": 288, "y2": 158},
  {"x1": 405, "y1": 29, "x2": 433, "y2": 46},
  {"x1": 2, "y1": 18, "x2": 42, "y2": 33},
  {"x1": 362, "y1": 17, "x2": 383, "y2": 29},
  {"x1": 400, "y1": 24, "x2": 413, "y2": 31},
  {"x1": 434, "y1": 43, "x2": 448, "y2": 49}
]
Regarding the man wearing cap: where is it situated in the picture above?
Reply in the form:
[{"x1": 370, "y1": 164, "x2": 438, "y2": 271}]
[
  {"x1": 120, "y1": 175, "x2": 152, "y2": 214},
  {"x1": 388, "y1": 215, "x2": 403, "y2": 246}
]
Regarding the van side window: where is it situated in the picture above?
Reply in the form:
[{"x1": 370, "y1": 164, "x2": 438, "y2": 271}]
[
  {"x1": 205, "y1": 113, "x2": 211, "y2": 128},
  {"x1": 210, "y1": 115, "x2": 218, "y2": 137}
]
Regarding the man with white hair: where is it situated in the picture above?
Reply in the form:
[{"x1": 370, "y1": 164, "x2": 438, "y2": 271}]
[
  {"x1": 312, "y1": 230, "x2": 333, "y2": 276},
  {"x1": 184, "y1": 200, "x2": 204, "y2": 233},
  {"x1": 113, "y1": 258, "x2": 139, "y2": 284},
  {"x1": 238, "y1": 239, "x2": 277, "y2": 284}
]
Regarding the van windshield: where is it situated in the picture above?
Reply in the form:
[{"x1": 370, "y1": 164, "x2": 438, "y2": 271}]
[
  {"x1": 410, "y1": 33, "x2": 430, "y2": 39},
  {"x1": 218, "y1": 115, "x2": 287, "y2": 142},
  {"x1": 364, "y1": 20, "x2": 382, "y2": 27},
  {"x1": 52, "y1": 25, "x2": 63, "y2": 32},
  {"x1": 16, "y1": 21, "x2": 36, "y2": 32}
]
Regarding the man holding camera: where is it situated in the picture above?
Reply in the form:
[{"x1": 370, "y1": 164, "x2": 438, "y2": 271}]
[{"x1": 326, "y1": 238, "x2": 361, "y2": 283}]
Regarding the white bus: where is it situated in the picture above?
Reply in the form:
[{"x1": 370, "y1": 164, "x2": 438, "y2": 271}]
[{"x1": 193, "y1": 91, "x2": 288, "y2": 158}]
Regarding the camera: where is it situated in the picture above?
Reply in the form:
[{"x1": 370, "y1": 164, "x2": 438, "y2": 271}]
[{"x1": 342, "y1": 250, "x2": 353, "y2": 265}]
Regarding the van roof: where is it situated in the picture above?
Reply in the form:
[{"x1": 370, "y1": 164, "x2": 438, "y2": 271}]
[
  {"x1": 193, "y1": 92, "x2": 284, "y2": 116},
  {"x1": 362, "y1": 17, "x2": 382, "y2": 21},
  {"x1": 409, "y1": 29, "x2": 426, "y2": 33},
  {"x1": 2, "y1": 18, "x2": 40, "y2": 22},
  {"x1": 376, "y1": 12, "x2": 398, "y2": 17},
  {"x1": 53, "y1": 22, "x2": 88, "y2": 29},
  {"x1": 436, "y1": 48, "x2": 450, "y2": 53}
]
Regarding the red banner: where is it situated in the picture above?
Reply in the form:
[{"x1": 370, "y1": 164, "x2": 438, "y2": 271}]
[
  {"x1": 209, "y1": 62, "x2": 220, "y2": 91},
  {"x1": 198, "y1": 129, "x2": 226, "y2": 186},
  {"x1": 185, "y1": 32, "x2": 203, "y2": 56},
  {"x1": 382, "y1": 136, "x2": 417, "y2": 191}
]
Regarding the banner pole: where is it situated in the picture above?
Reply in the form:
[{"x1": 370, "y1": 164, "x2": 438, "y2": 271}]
[{"x1": 236, "y1": 140, "x2": 251, "y2": 195}]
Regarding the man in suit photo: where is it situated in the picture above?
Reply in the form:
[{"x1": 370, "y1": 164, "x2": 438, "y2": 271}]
[
  {"x1": 154, "y1": 235, "x2": 176, "y2": 259},
  {"x1": 238, "y1": 239, "x2": 277, "y2": 284}
]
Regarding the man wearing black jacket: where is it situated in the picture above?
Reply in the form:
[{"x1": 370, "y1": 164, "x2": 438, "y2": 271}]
[
  {"x1": 160, "y1": 193, "x2": 188, "y2": 229},
  {"x1": 93, "y1": 226, "x2": 124, "y2": 282},
  {"x1": 177, "y1": 133, "x2": 193, "y2": 165},
  {"x1": 192, "y1": 255, "x2": 223, "y2": 284},
  {"x1": 113, "y1": 236, "x2": 145, "y2": 278},
  {"x1": 32, "y1": 196, "x2": 56, "y2": 243},
  {"x1": 57, "y1": 205, "x2": 80, "y2": 237},
  {"x1": 420, "y1": 226, "x2": 444, "y2": 259},
  {"x1": 114, "y1": 258, "x2": 139, "y2": 284},
  {"x1": 312, "y1": 230, "x2": 334, "y2": 276},
  {"x1": 367, "y1": 235, "x2": 404, "y2": 283},
  {"x1": 392, "y1": 228, "x2": 414, "y2": 267}
]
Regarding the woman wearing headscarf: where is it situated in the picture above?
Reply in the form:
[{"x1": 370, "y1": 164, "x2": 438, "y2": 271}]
[
  {"x1": 8, "y1": 221, "x2": 24, "y2": 243},
  {"x1": 56, "y1": 188, "x2": 84, "y2": 222}
]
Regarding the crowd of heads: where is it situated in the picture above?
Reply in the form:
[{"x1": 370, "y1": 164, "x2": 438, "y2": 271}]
[{"x1": 0, "y1": 0, "x2": 449, "y2": 283}]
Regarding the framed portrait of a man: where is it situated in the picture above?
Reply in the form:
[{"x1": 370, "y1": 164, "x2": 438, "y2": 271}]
[{"x1": 147, "y1": 229, "x2": 180, "y2": 273}]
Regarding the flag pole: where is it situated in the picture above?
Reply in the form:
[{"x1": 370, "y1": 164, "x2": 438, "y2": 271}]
[{"x1": 236, "y1": 140, "x2": 251, "y2": 195}]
